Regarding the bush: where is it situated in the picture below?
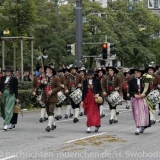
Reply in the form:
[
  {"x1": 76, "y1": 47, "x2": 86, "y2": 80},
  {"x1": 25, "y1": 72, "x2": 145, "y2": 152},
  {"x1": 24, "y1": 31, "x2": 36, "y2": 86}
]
[
  {"x1": 18, "y1": 81, "x2": 32, "y2": 90},
  {"x1": 18, "y1": 90, "x2": 38, "y2": 109}
]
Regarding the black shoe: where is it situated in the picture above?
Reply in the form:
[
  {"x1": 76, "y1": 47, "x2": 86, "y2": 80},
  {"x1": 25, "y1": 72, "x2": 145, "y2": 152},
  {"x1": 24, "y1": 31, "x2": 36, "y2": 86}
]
[
  {"x1": 45, "y1": 126, "x2": 50, "y2": 132},
  {"x1": 158, "y1": 111, "x2": 160, "y2": 116},
  {"x1": 51, "y1": 125, "x2": 56, "y2": 130},
  {"x1": 95, "y1": 127, "x2": 100, "y2": 132},
  {"x1": 139, "y1": 127, "x2": 145, "y2": 133},
  {"x1": 151, "y1": 120, "x2": 156, "y2": 124},
  {"x1": 69, "y1": 113, "x2": 73, "y2": 118},
  {"x1": 9, "y1": 124, "x2": 15, "y2": 129},
  {"x1": 86, "y1": 131, "x2": 91, "y2": 133},
  {"x1": 116, "y1": 112, "x2": 119, "y2": 115},
  {"x1": 44, "y1": 117, "x2": 48, "y2": 121},
  {"x1": 59, "y1": 115, "x2": 62, "y2": 119},
  {"x1": 135, "y1": 131, "x2": 139, "y2": 135},
  {"x1": 113, "y1": 120, "x2": 118, "y2": 123},
  {"x1": 79, "y1": 112, "x2": 83, "y2": 116},
  {"x1": 109, "y1": 119, "x2": 113, "y2": 124},
  {"x1": 73, "y1": 117, "x2": 79, "y2": 123},
  {"x1": 39, "y1": 118, "x2": 43, "y2": 123},
  {"x1": 64, "y1": 114, "x2": 68, "y2": 119},
  {"x1": 55, "y1": 115, "x2": 60, "y2": 120},
  {"x1": 126, "y1": 105, "x2": 130, "y2": 109}
]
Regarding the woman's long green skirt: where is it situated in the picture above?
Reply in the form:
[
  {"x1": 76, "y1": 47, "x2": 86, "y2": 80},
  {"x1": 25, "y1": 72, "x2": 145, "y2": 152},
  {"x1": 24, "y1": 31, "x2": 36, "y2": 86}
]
[{"x1": 1, "y1": 89, "x2": 16, "y2": 125}]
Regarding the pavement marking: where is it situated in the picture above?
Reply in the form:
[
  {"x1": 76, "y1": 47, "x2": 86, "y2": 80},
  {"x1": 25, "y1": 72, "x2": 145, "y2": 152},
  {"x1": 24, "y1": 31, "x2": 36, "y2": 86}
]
[
  {"x1": 56, "y1": 110, "x2": 131, "y2": 123},
  {"x1": 64, "y1": 132, "x2": 107, "y2": 144},
  {"x1": 0, "y1": 156, "x2": 17, "y2": 160}
]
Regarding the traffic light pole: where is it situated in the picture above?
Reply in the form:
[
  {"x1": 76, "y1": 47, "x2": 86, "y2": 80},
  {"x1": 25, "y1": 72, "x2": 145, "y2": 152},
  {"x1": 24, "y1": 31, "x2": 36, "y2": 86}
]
[{"x1": 75, "y1": 0, "x2": 82, "y2": 68}]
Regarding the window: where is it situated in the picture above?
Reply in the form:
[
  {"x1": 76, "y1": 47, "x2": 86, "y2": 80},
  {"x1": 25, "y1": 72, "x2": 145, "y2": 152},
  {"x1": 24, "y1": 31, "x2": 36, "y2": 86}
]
[{"x1": 154, "y1": 0, "x2": 158, "y2": 8}]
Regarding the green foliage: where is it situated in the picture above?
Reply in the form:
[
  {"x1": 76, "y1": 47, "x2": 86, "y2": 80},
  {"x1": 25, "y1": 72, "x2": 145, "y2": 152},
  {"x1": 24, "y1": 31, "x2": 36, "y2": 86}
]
[{"x1": 18, "y1": 81, "x2": 32, "y2": 90}]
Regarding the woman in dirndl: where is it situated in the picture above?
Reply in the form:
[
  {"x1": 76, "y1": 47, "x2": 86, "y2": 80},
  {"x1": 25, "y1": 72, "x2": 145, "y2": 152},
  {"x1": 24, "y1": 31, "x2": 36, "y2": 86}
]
[
  {"x1": 81, "y1": 69, "x2": 102, "y2": 133},
  {"x1": 0, "y1": 67, "x2": 19, "y2": 131},
  {"x1": 129, "y1": 68, "x2": 151, "y2": 135}
]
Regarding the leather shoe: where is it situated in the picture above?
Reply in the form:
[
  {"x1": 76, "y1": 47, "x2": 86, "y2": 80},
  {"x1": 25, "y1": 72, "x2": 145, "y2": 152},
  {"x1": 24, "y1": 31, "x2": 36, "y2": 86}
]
[
  {"x1": 51, "y1": 125, "x2": 56, "y2": 130},
  {"x1": 86, "y1": 131, "x2": 91, "y2": 133},
  {"x1": 158, "y1": 111, "x2": 160, "y2": 116},
  {"x1": 95, "y1": 127, "x2": 99, "y2": 132},
  {"x1": 109, "y1": 119, "x2": 113, "y2": 124},
  {"x1": 9, "y1": 124, "x2": 15, "y2": 129},
  {"x1": 39, "y1": 118, "x2": 43, "y2": 123},
  {"x1": 64, "y1": 114, "x2": 68, "y2": 119},
  {"x1": 135, "y1": 131, "x2": 139, "y2": 135},
  {"x1": 79, "y1": 112, "x2": 83, "y2": 116},
  {"x1": 116, "y1": 112, "x2": 119, "y2": 115},
  {"x1": 44, "y1": 117, "x2": 48, "y2": 121},
  {"x1": 55, "y1": 115, "x2": 60, "y2": 120},
  {"x1": 73, "y1": 117, "x2": 79, "y2": 123},
  {"x1": 45, "y1": 126, "x2": 50, "y2": 132},
  {"x1": 113, "y1": 120, "x2": 118, "y2": 123},
  {"x1": 69, "y1": 113, "x2": 73, "y2": 118},
  {"x1": 59, "y1": 115, "x2": 62, "y2": 119}
]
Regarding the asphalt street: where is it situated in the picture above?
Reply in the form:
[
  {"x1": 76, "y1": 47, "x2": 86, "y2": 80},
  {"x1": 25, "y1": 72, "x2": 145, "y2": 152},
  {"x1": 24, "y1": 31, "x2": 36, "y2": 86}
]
[{"x1": 1, "y1": 102, "x2": 160, "y2": 160}]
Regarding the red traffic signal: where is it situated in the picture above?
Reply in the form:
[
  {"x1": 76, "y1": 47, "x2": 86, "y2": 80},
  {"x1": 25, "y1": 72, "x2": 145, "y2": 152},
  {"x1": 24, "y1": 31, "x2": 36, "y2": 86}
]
[{"x1": 102, "y1": 43, "x2": 107, "y2": 49}]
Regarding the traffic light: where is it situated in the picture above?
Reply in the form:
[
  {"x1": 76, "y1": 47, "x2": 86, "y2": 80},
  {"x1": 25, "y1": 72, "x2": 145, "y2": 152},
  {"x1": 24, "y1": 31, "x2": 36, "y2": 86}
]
[
  {"x1": 66, "y1": 43, "x2": 75, "y2": 55},
  {"x1": 108, "y1": 43, "x2": 116, "y2": 55},
  {"x1": 102, "y1": 43, "x2": 107, "y2": 59}
]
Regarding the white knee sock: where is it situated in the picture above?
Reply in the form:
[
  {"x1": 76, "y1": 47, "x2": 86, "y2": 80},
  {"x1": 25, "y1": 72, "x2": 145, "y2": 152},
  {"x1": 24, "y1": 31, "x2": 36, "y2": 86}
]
[
  {"x1": 70, "y1": 108, "x2": 74, "y2": 114},
  {"x1": 110, "y1": 109, "x2": 115, "y2": 119},
  {"x1": 150, "y1": 111, "x2": 154, "y2": 120},
  {"x1": 153, "y1": 110, "x2": 156, "y2": 121},
  {"x1": 40, "y1": 108, "x2": 45, "y2": 118},
  {"x1": 48, "y1": 116, "x2": 54, "y2": 128},
  {"x1": 44, "y1": 108, "x2": 48, "y2": 118},
  {"x1": 100, "y1": 105, "x2": 104, "y2": 115},
  {"x1": 79, "y1": 106, "x2": 84, "y2": 113},
  {"x1": 75, "y1": 108, "x2": 79, "y2": 118},
  {"x1": 65, "y1": 105, "x2": 71, "y2": 115},
  {"x1": 114, "y1": 110, "x2": 117, "y2": 120},
  {"x1": 57, "y1": 108, "x2": 62, "y2": 116}
]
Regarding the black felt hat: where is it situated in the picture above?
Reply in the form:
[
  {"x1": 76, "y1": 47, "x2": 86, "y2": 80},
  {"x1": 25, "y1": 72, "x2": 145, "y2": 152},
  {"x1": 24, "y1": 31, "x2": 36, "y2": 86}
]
[
  {"x1": 106, "y1": 66, "x2": 119, "y2": 74},
  {"x1": 3, "y1": 66, "x2": 14, "y2": 72}
]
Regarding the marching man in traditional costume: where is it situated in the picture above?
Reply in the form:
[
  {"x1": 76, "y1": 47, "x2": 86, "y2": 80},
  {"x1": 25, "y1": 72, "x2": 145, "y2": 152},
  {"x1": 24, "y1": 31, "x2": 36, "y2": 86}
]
[
  {"x1": 78, "y1": 67, "x2": 86, "y2": 116},
  {"x1": 145, "y1": 65, "x2": 160, "y2": 124},
  {"x1": 40, "y1": 65, "x2": 61, "y2": 132},
  {"x1": 54, "y1": 68, "x2": 68, "y2": 120},
  {"x1": 129, "y1": 68, "x2": 151, "y2": 135},
  {"x1": 81, "y1": 69, "x2": 102, "y2": 133},
  {"x1": 63, "y1": 67, "x2": 74, "y2": 118},
  {"x1": 122, "y1": 70, "x2": 132, "y2": 109},
  {"x1": 102, "y1": 66, "x2": 121, "y2": 124},
  {"x1": 32, "y1": 66, "x2": 48, "y2": 122},
  {"x1": 66, "y1": 65, "x2": 83, "y2": 123},
  {"x1": 96, "y1": 67, "x2": 106, "y2": 118}
]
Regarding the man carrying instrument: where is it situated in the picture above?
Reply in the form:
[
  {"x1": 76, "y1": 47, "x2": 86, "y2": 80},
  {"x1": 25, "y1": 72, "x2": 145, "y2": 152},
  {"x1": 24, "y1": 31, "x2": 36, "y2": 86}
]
[
  {"x1": 32, "y1": 66, "x2": 48, "y2": 122},
  {"x1": 145, "y1": 65, "x2": 160, "y2": 124},
  {"x1": 40, "y1": 64, "x2": 61, "y2": 132},
  {"x1": 96, "y1": 67, "x2": 106, "y2": 118},
  {"x1": 78, "y1": 67, "x2": 86, "y2": 116},
  {"x1": 66, "y1": 65, "x2": 83, "y2": 123},
  {"x1": 63, "y1": 67, "x2": 74, "y2": 118},
  {"x1": 54, "y1": 68, "x2": 68, "y2": 120},
  {"x1": 102, "y1": 66, "x2": 121, "y2": 124}
]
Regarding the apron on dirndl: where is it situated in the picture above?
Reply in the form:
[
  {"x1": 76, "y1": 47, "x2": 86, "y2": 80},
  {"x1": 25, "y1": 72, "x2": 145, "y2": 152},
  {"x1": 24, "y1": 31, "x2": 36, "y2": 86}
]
[{"x1": 1, "y1": 89, "x2": 16, "y2": 125}]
